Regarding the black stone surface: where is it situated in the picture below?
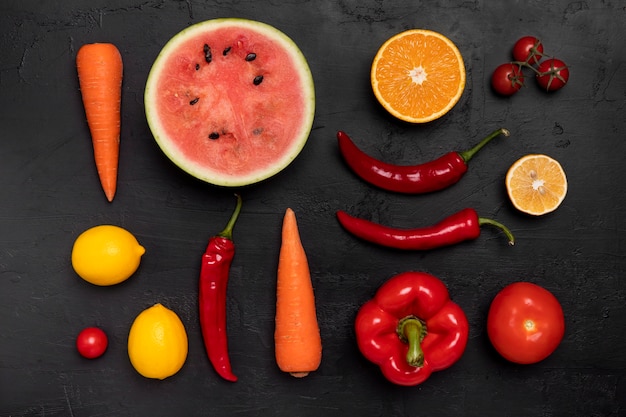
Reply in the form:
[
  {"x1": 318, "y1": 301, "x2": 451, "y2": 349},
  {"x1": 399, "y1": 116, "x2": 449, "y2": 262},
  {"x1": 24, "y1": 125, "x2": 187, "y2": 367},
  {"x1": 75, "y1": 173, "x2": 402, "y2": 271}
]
[{"x1": 1, "y1": 1, "x2": 625, "y2": 416}]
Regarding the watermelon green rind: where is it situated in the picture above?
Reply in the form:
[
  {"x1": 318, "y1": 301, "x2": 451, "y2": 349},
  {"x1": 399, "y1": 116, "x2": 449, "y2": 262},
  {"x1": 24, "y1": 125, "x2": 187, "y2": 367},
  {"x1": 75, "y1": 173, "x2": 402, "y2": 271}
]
[{"x1": 144, "y1": 18, "x2": 315, "y2": 187}]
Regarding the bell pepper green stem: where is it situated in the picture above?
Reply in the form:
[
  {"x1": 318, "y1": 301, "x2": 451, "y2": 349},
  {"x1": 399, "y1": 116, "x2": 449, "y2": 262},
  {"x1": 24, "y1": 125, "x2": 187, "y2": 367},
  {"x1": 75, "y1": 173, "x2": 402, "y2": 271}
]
[
  {"x1": 397, "y1": 316, "x2": 427, "y2": 368},
  {"x1": 217, "y1": 194, "x2": 242, "y2": 240},
  {"x1": 458, "y1": 128, "x2": 510, "y2": 163},
  {"x1": 479, "y1": 217, "x2": 515, "y2": 246}
]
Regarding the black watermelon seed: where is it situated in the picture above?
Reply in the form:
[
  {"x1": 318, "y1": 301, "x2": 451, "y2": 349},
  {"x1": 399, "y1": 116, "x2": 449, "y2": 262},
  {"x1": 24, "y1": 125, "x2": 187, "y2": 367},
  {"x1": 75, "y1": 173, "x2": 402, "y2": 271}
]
[
  {"x1": 189, "y1": 97, "x2": 199, "y2": 105},
  {"x1": 253, "y1": 75, "x2": 264, "y2": 85},
  {"x1": 245, "y1": 53, "x2": 257, "y2": 61},
  {"x1": 195, "y1": 63, "x2": 200, "y2": 70},
  {"x1": 253, "y1": 128, "x2": 263, "y2": 135},
  {"x1": 223, "y1": 46, "x2": 232, "y2": 56},
  {"x1": 203, "y1": 44, "x2": 212, "y2": 63},
  {"x1": 208, "y1": 132, "x2": 220, "y2": 140}
]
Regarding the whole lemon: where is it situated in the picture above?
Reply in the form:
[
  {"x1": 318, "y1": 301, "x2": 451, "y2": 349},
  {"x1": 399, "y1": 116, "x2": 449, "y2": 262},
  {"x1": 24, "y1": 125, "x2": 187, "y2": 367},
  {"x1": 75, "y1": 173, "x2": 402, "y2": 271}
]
[
  {"x1": 127, "y1": 303, "x2": 188, "y2": 380},
  {"x1": 71, "y1": 225, "x2": 145, "y2": 286}
]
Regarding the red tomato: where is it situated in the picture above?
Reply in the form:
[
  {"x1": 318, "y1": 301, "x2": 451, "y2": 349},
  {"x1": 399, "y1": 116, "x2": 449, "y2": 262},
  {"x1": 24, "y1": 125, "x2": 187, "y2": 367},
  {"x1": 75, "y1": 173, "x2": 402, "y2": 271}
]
[
  {"x1": 512, "y1": 36, "x2": 544, "y2": 64},
  {"x1": 76, "y1": 327, "x2": 108, "y2": 359},
  {"x1": 491, "y1": 63, "x2": 525, "y2": 96},
  {"x1": 487, "y1": 282, "x2": 564, "y2": 364},
  {"x1": 536, "y1": 58, "x2": 569, "y2": 91}
]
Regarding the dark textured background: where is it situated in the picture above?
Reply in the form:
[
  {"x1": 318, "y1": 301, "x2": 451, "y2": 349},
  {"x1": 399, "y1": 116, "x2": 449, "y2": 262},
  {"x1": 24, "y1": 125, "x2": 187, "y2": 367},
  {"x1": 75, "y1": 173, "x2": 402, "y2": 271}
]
[{"x1": 1, "y1": 1, "x2": 625, "y2": 416}]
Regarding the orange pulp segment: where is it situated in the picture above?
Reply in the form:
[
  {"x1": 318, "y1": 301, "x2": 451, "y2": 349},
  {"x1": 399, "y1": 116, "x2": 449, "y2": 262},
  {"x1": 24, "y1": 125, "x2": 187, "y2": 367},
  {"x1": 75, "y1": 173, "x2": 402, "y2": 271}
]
[
  {"x1": 371, "y1": 29, "x2": 466, "y2": 123},
  {"x1": 505, "y1": 154, "x2": 568, "y2": 216}
]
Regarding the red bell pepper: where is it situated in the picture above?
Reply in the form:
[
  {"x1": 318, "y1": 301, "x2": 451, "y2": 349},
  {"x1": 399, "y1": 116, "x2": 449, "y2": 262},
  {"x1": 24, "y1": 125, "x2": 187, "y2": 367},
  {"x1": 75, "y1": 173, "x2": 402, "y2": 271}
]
[{"x1": 355, "y1": 272, "x2": 469, "y2": 386}]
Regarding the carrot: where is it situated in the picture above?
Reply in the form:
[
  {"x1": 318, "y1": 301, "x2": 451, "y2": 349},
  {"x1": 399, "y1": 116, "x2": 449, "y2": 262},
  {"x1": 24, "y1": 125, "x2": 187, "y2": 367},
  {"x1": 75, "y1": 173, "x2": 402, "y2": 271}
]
[
  {"x1": 275, "y1": 208, "x2": 322, "y2": 378},
  {"x1": 76, "y1": 43, "x2": 123, "y2": 202}
]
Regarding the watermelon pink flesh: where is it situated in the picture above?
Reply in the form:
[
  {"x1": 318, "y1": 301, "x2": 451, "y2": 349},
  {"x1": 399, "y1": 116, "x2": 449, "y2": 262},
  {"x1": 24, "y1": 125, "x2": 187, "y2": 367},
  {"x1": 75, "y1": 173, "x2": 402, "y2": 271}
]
[{"x1": 153, "y1": 26, "x2": 311, "y2": 179}]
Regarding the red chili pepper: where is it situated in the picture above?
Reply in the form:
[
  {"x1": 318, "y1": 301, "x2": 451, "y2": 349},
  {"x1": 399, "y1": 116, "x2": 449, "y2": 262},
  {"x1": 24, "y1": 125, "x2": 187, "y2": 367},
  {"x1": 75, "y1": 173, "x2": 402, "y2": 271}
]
[
  {"x1": 336, "y1": 208, "x2": 514, "y2": 250},
  {"x1": 355, "y1": 271, "x2": 469, "y2": 386},
  {"x1": 337, "y1": 128, "x2": 509, "y2": 194},
  {"x1": 199, "y1": 194, "x2": 242, "y2": 382}
]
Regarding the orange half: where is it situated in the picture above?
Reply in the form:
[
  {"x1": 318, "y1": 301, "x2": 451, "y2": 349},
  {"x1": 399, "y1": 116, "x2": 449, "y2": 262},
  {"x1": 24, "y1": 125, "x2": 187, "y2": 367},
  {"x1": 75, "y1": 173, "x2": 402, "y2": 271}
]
[
  {"x1": 371, "y1": 29, "x2": 466, "y2": 123},
  {"x1": 505, "y1": 154, "x2": 568, "y2": 216}
]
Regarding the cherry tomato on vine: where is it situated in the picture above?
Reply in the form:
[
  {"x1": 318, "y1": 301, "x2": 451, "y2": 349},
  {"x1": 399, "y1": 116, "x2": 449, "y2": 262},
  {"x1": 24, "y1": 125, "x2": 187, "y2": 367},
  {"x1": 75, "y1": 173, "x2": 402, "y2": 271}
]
[
  {"x1": 76, "y1": 327, "x2": 108, "y2": 359},
  {"x1": 487, "y1": 282, "x2": 565, "y2": 364},
  {"x1": 536, "y1": 58, "x2": 570, "y2": 92},
  {"x1": 512, "y1": 36, "x2": 544, "y2": 64},
  {"x1": 491, "y1": 63, "x2": 525, "y2": 96}
]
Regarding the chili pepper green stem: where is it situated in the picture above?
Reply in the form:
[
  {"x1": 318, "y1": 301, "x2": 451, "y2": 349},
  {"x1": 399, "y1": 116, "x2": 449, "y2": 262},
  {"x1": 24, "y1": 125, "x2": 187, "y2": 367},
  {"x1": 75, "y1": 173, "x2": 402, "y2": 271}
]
[
  {"x1": 217, "y1": 194, "x2": 242, "y2": 240},
  {"x1": 479, "y1": 217, "x2": 515, "y2": 246},
  {"x1": 397, "y1": 316, "x2": 428, "y2": 368},
  {"x1": 459, "y1": 128, "x2": 510, "y2": 163}
]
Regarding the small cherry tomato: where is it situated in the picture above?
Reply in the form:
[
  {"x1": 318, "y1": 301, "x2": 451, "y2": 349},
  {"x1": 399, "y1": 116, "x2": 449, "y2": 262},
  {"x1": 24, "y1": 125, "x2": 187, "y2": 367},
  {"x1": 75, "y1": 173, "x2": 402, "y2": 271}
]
[
  {"x1": 536, "y1": 58, "x2": 569, "y2": 92},
  {"x1": 512, "y1": 36, "x2": 544, "y2": 65},
  {"x1": 487, "y1": 282, "x2": 565, "y2": 364},
  {"x1": 491, "y1": 63, "x2": 525, "y2": 96},
  {"x1": 76, "y1": 327, "x2": 108, "y2": 359}
]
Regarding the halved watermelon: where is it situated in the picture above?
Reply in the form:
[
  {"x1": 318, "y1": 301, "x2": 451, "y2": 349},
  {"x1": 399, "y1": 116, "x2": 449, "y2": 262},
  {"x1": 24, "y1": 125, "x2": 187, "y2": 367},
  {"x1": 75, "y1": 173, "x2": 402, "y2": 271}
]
[{"x1": 145, "y1": 18, "x2": 315, "y2": 187}]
